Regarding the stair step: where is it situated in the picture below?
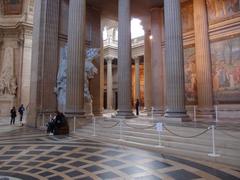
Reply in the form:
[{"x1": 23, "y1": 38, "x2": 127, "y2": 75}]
[{"x1": 75, "y1": 131, "x2": 240, "y2": 168}]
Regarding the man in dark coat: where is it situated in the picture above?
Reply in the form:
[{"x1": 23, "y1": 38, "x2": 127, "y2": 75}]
[
  {"x1": 135, "y1": 99, "x2": 140, "y2": 116},
  {"x1": 10, "y1": 107, "x2": 17, "y2": 125},
  {"x1": 18, "y1": 104, "x2": 25, "y2": 126}
]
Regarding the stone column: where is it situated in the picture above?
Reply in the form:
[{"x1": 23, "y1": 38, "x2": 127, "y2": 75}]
[
  {"x1": 107, "y1": 57, "x2": 113, "y2": 110},
  {"x1": 164, "y1": 0, "x2": 188, "y2": 119},
  {"x1": 150, "y1": 7, "x2": 164, "y2": 115},
  {"x1": 144, "y1": 30, "x2": 152, "y2": 113},
  {"x1": 28, "y1": 0, "x2": 59, "y2": 127},
  {"x1": 19, "y1": 29, "x2": 33, "y2": 108},
  {"x1": 65, "y1": 0, "x2": 86, "y2": 116},
  {"x1": 88, "y1": 8, "x2": 104, "y2": 116},
  {"x1": 193, "y1": 0, "x2": 215, "y2": 117},
  {"x1": 134, "y1": 57, "x2": 140, "y2": 102},
  {"x1": 116, "y1": 0, "x2": 134, "y2": 117}
]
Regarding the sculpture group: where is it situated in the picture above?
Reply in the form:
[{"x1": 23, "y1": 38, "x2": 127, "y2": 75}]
[
  {"x1": 0, "y1": 47, "x2": 17, "y2": 96},
  {"x1": 55, "y1": 45, "x2": 99, "y2": 116}
]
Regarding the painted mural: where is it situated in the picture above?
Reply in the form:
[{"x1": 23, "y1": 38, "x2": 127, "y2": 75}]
[
  {"x1": 181, "y1": 1, "x2": 194, "y2": 33},
  {"x1": 211, "y1": 37, "x2": 240, "y2": 103},
  {"x1": 3, "y1": 0, "x2": 23, "y2": 15},
  {"x1": 206, "y1": 0, "x2": 240, "y2": 23},
  {"x1": 184, "y1": 47, "x2": 197, "y2": 104}
]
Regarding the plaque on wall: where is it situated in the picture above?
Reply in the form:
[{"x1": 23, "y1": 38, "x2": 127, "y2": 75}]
[{"x1": 3, "y1": 0, "x2": 23, "y2": 15}]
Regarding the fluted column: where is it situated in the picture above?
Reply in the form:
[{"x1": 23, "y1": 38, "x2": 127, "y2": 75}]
[
  {"x1": 164, "y1": 0, "x2": 188, "y2": 119},
  {"x1": 135, "y1": 57, "x2": 140, "y2": 102},
  {"x1": 151, "y1": 8, "x2": 164, "y2": 115},
  {"x1": 144, "y1": 30, "x2": 152, "y2": 113},
  {"x1": 107, "y1": 58, "x2": 113, "y2": 110},
  {"x1": 65, "y1": 0, "x2": 86, "y2": 116},
  {"x1": 117, "y1": 0, "x2": 134, "y2": 117},
  {"x1": 193, "y1": 0, "x2": 215, "y2": 117},
  {"x1": 28, "y1": 0, "x2": 59, "y2": 127}
]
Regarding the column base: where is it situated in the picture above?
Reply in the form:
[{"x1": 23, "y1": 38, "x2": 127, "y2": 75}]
[
  {"x1": 164, "y1": 109, "x2": 191, "y2": 122},
  {"x1": 143, "y1": 107, "x2": 152, "y2": 116},
  {"x1": 66, "y1": 115, "x2": 90, "y2": 131},
  {"x1": 115, "y1": 110, "x2": 135, "y2": 119},
  {"x1": 152, "y1": 107, "x2": 164, "y2": 116},
  {"x1": 197, "y1": 107, "x2": 215, "y2": 119}
]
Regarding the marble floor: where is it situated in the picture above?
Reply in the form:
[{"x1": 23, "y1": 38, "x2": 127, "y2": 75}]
[{"x1": 0, "y1": 121, "x2": 240, "y2": 180}]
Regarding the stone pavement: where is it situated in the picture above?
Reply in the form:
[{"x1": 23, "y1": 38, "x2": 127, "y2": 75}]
[{"x1": 0, "y1": 123, "x2": 239, "y2": 180}]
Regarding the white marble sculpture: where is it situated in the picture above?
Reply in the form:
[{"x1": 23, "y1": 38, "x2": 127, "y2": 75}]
[
  {"x1": 55, "y1": 46, "x2": 100, "y2": 115},
  {"x1": 84, "y1": 48, "x2": 100, "y2": 117},
  {"x1": 55, "y1": 45, "x2": 67, "y2": 112},
  {"x1": 0, "y1": 47, "x2": 17, "y2": 96},
  {"x1": 84, "y1": 48, "x2": 99, "y2": 102}
]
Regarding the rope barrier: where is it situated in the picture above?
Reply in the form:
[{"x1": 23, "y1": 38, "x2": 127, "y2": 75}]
[
  {"x1": 95, "y1": 118, "x2": 120, "y2": 128},
  {"x1": 122, "y1": 120, "x2": 156, "y2": 130},
  {"x1": 163, "y1": 124, "x2": 211, "y2": 138}
]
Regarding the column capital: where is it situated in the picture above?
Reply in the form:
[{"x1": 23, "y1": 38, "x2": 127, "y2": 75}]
[
  {"x1": 133, "y1": 56, "x2": 140, "y2": 61},
  {"x1": 133, "y1": 56, "x2": 140, "y2": 64},
  {"x1": 105, "y1": 56, "x2": 114, "y2": 63}
]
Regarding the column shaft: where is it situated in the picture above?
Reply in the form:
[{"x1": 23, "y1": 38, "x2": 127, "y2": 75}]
[
  {"x1": 117, "y1": 0, "x2": 134, "y2": 117},
  {"x1": 164, "y1": 0, "x2": 188, "y2": 119},
  {"x1": 144, "y1": 30, "x2": 152, "y2": 112},
  {"x1": 66, "y1": 0, "x2": 86, "y2": 115},
  {"x1": 107, "y1": 58, "x2": 113, "y2": 110},
  {"x1": 151, "y1": 8, "x2": 164, "y2": 115},
  {"x1": 193, "y1": 0, "x2": 215, "y2": 116},
  {"x1": 135, "y1": 57, "x2": 140, "y2": 102},
  {"x1": 28, "y1": 0, "x2": 59, "y2": 127}
]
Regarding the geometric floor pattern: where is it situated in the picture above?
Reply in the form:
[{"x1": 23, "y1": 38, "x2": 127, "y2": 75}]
[{"x1": 0, "y1": 126, "x2": 240, "y2": 180}]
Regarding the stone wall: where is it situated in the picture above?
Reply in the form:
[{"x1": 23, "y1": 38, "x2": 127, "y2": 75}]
[
  {"x1": 181, "y1": 0, "x2": 240, "y2": 105},
  {"x1": 0, "y1": 0, "x2": 33, "y2": 116}
]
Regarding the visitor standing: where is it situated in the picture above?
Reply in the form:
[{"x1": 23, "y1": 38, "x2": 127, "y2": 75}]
[
  {"x1": 18, "y1": 104, "x2": 25, "y2": 126},
  {"x1": 135, "y1": 99, "x2": 140, "y2": 116},
  {"x1": 10, "y1": 106, "x2": 17, "y2": 125}
]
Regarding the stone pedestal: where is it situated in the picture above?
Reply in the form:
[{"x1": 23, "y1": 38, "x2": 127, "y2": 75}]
[
  {"x1": 84, "y1": 101, "x2": 93, "y2": 118},
  {"x1": 0, "y1": 96, "x2": 15, "y2": 117}
]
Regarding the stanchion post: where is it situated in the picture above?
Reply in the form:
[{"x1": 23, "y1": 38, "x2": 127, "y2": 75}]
[
  {"x1": 156, "y1": 122, "x2": 164, "y2": 148},
  {"x1": 119, "y1": 118, "x2": 123, "y2": 140},
  {"x1": 215, "y1": 105, "x2": 218, "y2": 123},
  {"x1": 194, "y1": 105, "x2": 196, "y2": 122},
  {"x1": 92, "y1": 117, "x2": 96, "y2": 136},
  {"x1": 151, "y1": 107, "x2": 154, "y2": 121},
  {"x1": 158, "y1": 131, "x2": 164, "y2": 147},
  {"x1": 73, "y1": 116, "x2": 76, "y2": 133},
  {"x1": 208, "y1": 125, "x2": 220, "y2": 157}
]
